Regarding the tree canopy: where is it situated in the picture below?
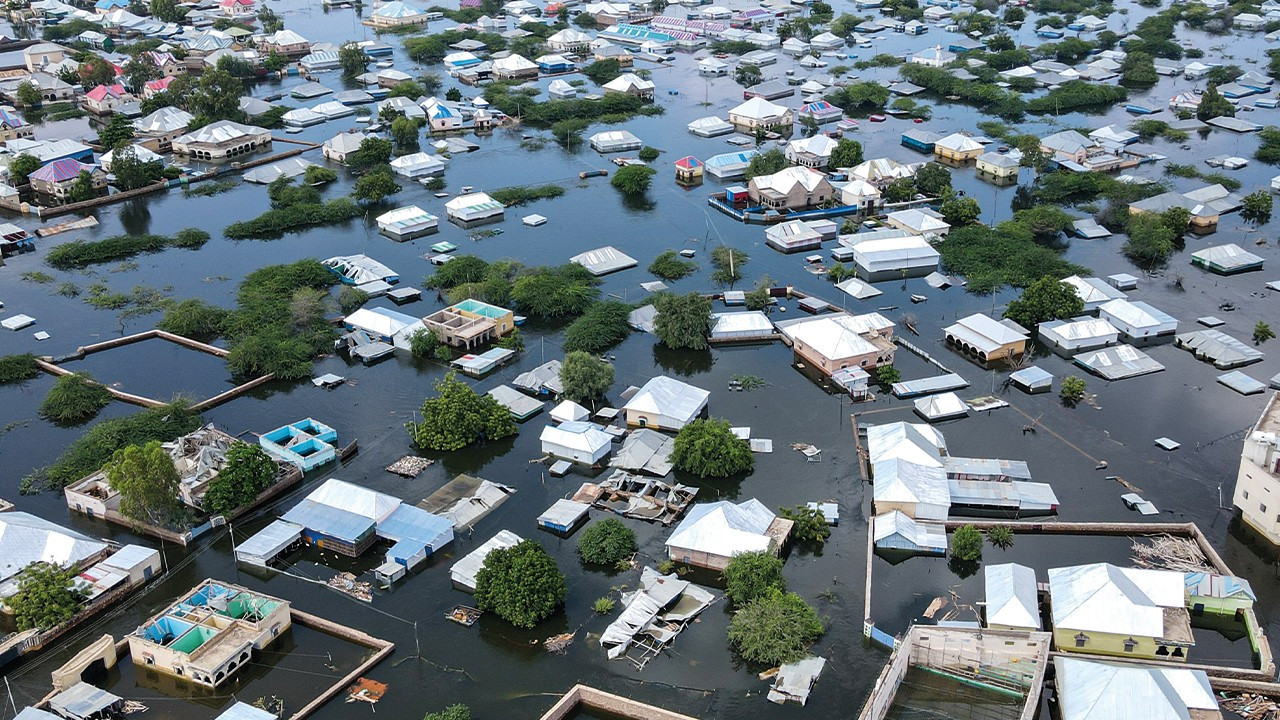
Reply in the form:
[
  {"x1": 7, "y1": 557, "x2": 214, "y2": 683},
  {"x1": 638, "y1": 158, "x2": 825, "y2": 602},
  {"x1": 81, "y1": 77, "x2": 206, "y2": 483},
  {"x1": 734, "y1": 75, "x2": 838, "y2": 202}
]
[
  {"x1": 610, "y1": 164, "x2": 655, "y2": 194},
  {"x1": 654, "y1": 292, "x2": 712, "y2": 350},
  {"x1": 727, "y1": 588, "x2": 825, "y2": 665},
  {"x1": 106, "y1": 440, "x2": 184, "y2": 526},
  {"x1": 7, "y1": 562, "x2": 89, "y2": 631},
  {"x1": 406, "y1": 372, "x2": 517, "y2": 451},
  {"x1": 671, "y1": 417, "x2": 754, "y2": 477},
  {"x1": 1003, "y1": 275, "x2": 1084, "y2": 328},
  {"x1": 202, "y1": 443, "x2": 276, "y2": 516},
  {"x1": 510, "y1": 264, "x2": 600, "y2": 318},
  {"x1": 39, "y1": 373, "x2": 111, "y2": 424},
  {"x1": 723, "y1": 551, "x2": 785, "y2": 606},
  {"x1": 474, "y1": 540, "x2": 566, "y2": 628},
  {"x1": 559, "y1": 350, "x2": 614, "y2": 406},
  {"x1": 577, "y1": 518, "x2": 637, "y2": 566}
]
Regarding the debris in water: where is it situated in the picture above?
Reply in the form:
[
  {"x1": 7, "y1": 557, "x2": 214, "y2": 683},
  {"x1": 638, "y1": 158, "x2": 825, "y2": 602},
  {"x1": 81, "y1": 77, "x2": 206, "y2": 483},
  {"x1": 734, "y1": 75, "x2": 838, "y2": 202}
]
[
  {"x1": 327, "y1": 572, "x2": 373, "y2": 602},
  {"x1": 346, "y1": 678, "x2": 387, "y2": 705},
  {"x1": 543, "y1": 631, "x2": 576, "y2": 654},
  {"x1": 121, "y1": 700, "x2": 148, "y2": 714},
  {"x1": 386, "y1": 456, "x2": 434, "y2": 478}
]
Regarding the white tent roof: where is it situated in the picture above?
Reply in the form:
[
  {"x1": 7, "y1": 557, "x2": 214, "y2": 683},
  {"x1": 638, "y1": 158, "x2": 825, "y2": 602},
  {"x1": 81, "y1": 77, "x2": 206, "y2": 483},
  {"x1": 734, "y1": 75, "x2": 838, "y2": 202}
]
[
  {"x1": 550, "y1": 400, "x2": 590, "y2": 423},
  {"x1": 729, "y1": 95, "x2": 790, "y2": 121},
  {"x1": 302, "y1": 478, "x2": 401, "y2": 523},
  {"x1": 666, "y1": 498, "x2": 776, "y2": 558},
  {"x1": 914, "y1": 392, "x2": 971, "y2": 420}
]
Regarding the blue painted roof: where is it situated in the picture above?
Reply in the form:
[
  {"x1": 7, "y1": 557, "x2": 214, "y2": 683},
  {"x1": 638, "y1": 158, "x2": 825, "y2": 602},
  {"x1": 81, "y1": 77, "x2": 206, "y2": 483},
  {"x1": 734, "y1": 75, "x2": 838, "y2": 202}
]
[
  {"x1": 282, "y1": 499, "x2": 374, "y2": 543},
  {"x1": 377, "y1": 504, "x2": 452, "y2": 546}
]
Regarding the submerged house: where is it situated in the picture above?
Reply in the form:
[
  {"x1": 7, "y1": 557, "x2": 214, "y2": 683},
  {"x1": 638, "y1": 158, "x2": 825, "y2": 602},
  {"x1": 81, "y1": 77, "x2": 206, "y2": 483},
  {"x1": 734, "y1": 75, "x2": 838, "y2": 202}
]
[
  {"x1": 984, "y1": 562, "x2": 1041, "y2": 630},
  {"x1": 872, "y1": 509, "x2": 946, "y2": 555},
  {"x1": 258, "y1": 418, "x2": 338, "y2": 472},
  {"x1": 943, "y1": 314, "x2": 1029, "y2": 365},
  {"x1": 424, "y1": 299, "x2": 515, "y2": 349},
  {"x1": 0, "y1": 512, "x2": 109, "y2": 604},
  {"x1": 747, "y1": 166, "x2": 834, "y2": 211},
  {"x1": 445, "y1": 192, "x2": 505, "y2": 224},
  {"x1": 1047, "y1": 563, "x2": 1194, "y2": 662},
  {"x1": 665, "y1": 498, "x2": 793, "y2": 570},
  {"x1": 727, "y1": 96, "x2": 793, "y2": 133},
  {"x1": 599, "y1": 567, "x2": 715, "y2": 666},
  {"x1": 540, "y1": 421, "x2": 612, "y2": 465},
  {"x1": 1053, "y1": 657, "x2": 1222, "y2": 720},
  {"x1": 127, "y1": 580, "x2": 291, "y2": 687},
  {"x1": 777, "y1": 312, "x2": 896, "y2": 376},
  {"x1": 1039, "y1": 317, "x2": 1120, "y2": 353},
  {"x1": 623, "y1": 376, "x2": 710, "y2": 431}
]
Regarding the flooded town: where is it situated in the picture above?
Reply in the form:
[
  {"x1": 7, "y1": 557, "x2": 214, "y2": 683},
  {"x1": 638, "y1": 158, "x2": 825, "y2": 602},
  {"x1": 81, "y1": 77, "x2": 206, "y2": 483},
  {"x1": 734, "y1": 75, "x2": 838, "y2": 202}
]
[{"x1": 1, "y1": 0, "x2": 1280, "y2": 715}]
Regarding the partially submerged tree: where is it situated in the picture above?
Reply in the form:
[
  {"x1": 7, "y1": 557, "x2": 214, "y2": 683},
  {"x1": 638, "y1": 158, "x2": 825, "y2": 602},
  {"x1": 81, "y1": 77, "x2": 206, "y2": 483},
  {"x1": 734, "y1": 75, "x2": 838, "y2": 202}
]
[
  {"x1": 202, "y1": 443, "x2": 276, "y2": 517},
  {"x1": 106, "y1": 440, "x2": 184, "y2": 526},
  {"x1": 779, "y1": 505, "x2": 831, "y2": 543},
  {"x1": 7, "y1": 562, "x2": 89, "y2": 630},
  {"x1": 474, "y1": 540, "x2": 566, "y2": 628},
  {"x1": 949, "y1": 525, "x2": 983, "y2": 561},
  {"x1": 39, "y1": 373, "x2": 111, "y2": 424},
  {"x1": 406, "y1": 372, "x2": 517, "y2": 451},
  {"x1": 671, "y1": 417, "x2": 754, "y2": 477},
  {"x1": 1003, "y1": 275, "x2": 1084, "y2": 328},
  {"x1": 723, "y1": 550, "x2": 785, "y2": 607},
  {"x1": 560, "y1": 350, "x2": 615, "y2": 406},
  {"x1": 577, "y1": 518, "x2": 637, "y2": 566},
  {"x1": 727, "y1": 588, "x2": 825, "y2": 665},
  {"x1": 1060, "y1": 375, "x2": 1087, "y2": 407},
  {"x1": 654, "y1": 292, "x2": 713, "y2": 350}
]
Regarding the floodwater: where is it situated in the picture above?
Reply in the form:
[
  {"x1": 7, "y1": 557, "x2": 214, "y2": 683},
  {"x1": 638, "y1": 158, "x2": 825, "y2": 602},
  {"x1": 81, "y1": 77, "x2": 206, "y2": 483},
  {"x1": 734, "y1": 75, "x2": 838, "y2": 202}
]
[
  {"x1": 884, "y1": 667, "x2": 1025, "y2": 720},
  {"x1": 2, "y1": 1, "x2": 1280, "y2": 718}
]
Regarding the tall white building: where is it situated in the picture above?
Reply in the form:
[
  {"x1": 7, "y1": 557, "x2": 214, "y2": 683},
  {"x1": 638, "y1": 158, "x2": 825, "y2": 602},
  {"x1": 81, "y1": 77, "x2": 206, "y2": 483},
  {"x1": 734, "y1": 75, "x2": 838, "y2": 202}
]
[{"x1": 1233, "y1": 392, "x2": 1280, "y2": 544}]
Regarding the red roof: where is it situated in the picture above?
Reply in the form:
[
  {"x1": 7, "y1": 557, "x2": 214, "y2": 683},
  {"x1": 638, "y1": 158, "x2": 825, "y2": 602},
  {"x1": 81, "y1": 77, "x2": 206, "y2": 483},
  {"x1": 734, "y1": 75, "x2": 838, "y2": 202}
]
[
  {"x1": 85, "y1": 83, "x2": 125, "y2": 101},
  {"x1": 674, "y1": 156, "x2": 703, "y2": 168},
  {"x1": 145, "y1": 76, "x2": 174, "y2": 92},
  {"x1": 30, "y1": 158, "x2": 93, "y2": 184},
  {"x1": 220, "y1": 0, "x2": 253, "y2": 6}
]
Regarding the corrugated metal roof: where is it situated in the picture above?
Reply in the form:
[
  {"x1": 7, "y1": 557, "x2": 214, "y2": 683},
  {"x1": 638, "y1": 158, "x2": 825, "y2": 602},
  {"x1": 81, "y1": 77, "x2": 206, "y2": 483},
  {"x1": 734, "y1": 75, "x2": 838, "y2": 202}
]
[
  {"x1": 450, "y1": 530, "x2": 523, "y2": 591},
  {"x1": 1054, "y1": 657, "x2": 1217, "y2": 720},
  {"x1": 0, "y1": 512, "x2": 108, "y2": 596},
  {"x1": 872, "y1": 459, "x2": 950, "y2": 519},
  {"x1": 666, "y1": 498, "x2": 775, "y2": 558},
  {"x1": 623, "y1": 376, "x2": 709, "y2": 424},
  {"x1": 235, "y1": 520, "x2": 303, "y2": 564},
  {"x1": 985, "y1": 563, "x2": 1041, "y2": 629},
  {"x1": 50, "y1": 683, "x2": 121, "y2": 719},
  {"x1": 1047, "y1": 563, "x2": 1184, "y2": 637},
  {"x1": 215, "y1": 702, "x2": 279, "y2": 720},
  {"x1": 538, "y1": 499, "x2": 590, "y2": 528}
]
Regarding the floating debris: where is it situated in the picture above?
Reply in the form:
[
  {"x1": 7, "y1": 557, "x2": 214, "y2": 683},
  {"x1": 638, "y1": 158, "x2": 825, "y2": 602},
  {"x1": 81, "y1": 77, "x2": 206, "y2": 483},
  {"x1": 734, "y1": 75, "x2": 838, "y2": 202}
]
[
  {"x1": 730, "y1": 374, "x2": 767, "y2": 391},
  {"x1": 446, "y1": 605, "x2": 482, "y2": 627},
  {"x1": 346, "y1": 678, "x2": 387, "y2": 705},
  {"x1": 1220, "y1": 693, "x2": 1280, "y2": 720},
  {"x1": 327, "y1": 572, "x2": 373, "y2": 602},
  {"x1": 543, "y1": 631, "x2": 575, "y2": 654},
  {"x1": 1131, "y1": 534, "x2": 1212, "y2": 573},
  {"x1": 120, "y1": 700, "x2": 149, "y2": 714},
  {"x1": 386, "y1": 455, "x2": 434, "y2": 478}
]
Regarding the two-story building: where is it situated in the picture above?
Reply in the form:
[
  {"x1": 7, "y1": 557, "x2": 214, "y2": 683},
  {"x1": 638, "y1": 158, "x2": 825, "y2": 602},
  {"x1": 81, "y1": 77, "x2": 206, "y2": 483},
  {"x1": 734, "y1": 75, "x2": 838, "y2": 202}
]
[
  {"x1": 1233, "y1": 393, "x2": 1280, "y2": 545},
  {"x1": 172, "y1": 120, "x2": 271, "y2": 160}
]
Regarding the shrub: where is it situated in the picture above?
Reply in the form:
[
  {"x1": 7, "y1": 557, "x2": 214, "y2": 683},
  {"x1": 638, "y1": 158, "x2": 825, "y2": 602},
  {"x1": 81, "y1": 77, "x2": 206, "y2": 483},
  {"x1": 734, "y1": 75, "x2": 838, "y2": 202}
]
[
  {"x1": 593, "y1": 597, "x2": 616, "y2": 614},
  {"x1": 577, "y1": 518, "x2": 637, "y2": 565},
  {"x1": 224, "y1": 199, "x2": 363, "y2": 239},
  {"x1": 489, "y1": 184, "x2": 565, "y2": 207},
  {"x1": 610, "y1": 164, "x2": 655, "y2": 194},
  {"x1": 338, "y1": 286, "x2": 370, "y2": 313},
  {"x1": 779, "y1": 505, "x2": 831, "y2": 543},
  {"x1": 727, "y1": 589, "x2": 825, "y2": 666},
  {"x1": 654, "y1": 292, "x2": 712, "y2": 350},
  {"x1": 949, "y1": 525, "x2": 983, "y2": 561},
  {"x1": 7, "y1": 562, "x2": 88, "y2": 631},
  {"x1": 559, "y1": 350, "x2": 614, "y2": 405},
  {"x1": 723, "y1": 551, "x2": 785, "y2": 606},
  {"x1": 638, "y1": 146, "x2": 660, "y2": 161},
  {"x1": 563, "y1": 301, "x2": 632, "y2": 353},
  {"x1": 157, "y1": 299, "x2": 228, "y2": 340},
  {"x1": 171, "y1": 228, "x2": 210, "y2": 249},
  {"x1": 39, "y1": 373, "x2": 111, "y2": 424},
  {"x1": 202, "y1": 444, "x2": 276, "y2": 516},
  {"x1": 648, "y1": 250, "x2": 696, "y2": 281},
  {"x1": 1255, "y1": 321, "x2": 1276, "y2": 345},
  {"x1": 511, "y1": 264, "x2": 600, "y2": 318},
  {"x1": 406, "y1": 372, "x2": 517, "y2": 451},
  {"x1": 671, "y1": 418, "x2": 754, "y2": 477},
  {"x1": 1004, "y1": 276, "x2": 1084, "y2": 328},
  {"x1": 875, "y1": 365, "x2": 901, "y2": 385},
  {"x1": 1060, "y1": 375, "x2": 1086, "y2": 407},
  {"x1": 987, "y1": 525, "x2": 1015, "y2": 549}
]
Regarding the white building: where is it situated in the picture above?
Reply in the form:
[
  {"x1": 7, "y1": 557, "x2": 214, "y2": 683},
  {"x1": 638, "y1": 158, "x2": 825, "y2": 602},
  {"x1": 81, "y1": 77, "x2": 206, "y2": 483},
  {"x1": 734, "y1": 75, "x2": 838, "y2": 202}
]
[
  {"x1": 1233, "y1": 393, "x2": 1280, "y2": 545},
  {"x1": 540, "y1": 421, "x2": 612, "y2": 464},
  {"x1": 445, "y1": 192, "x2": 505, "y2": 224},
  {"x1": 984, "y1": 563, "x2": 1041, "y2": 630},
  {"x1": 665, "y1": 498, "x2": 789, "y2": 570},
  {"x1": 376, "y1": 206, "x2": 438, "y2": 240},
  {"x1": 1097, "y1": 299, "x2": 1177, "y2": 340},
  {"x1": 623, "y1": 376, "x2": 710, "y2": 431},
  {"x1": 1039, "y1": 317, "x2": 1120, "y2": 352}
]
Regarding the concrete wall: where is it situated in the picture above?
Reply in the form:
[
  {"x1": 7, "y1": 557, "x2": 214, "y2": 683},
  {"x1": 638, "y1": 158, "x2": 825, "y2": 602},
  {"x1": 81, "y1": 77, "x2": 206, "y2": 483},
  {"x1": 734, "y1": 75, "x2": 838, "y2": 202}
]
[{"x1": 539, "y1": 685, "x2": 699, "y2": 720}]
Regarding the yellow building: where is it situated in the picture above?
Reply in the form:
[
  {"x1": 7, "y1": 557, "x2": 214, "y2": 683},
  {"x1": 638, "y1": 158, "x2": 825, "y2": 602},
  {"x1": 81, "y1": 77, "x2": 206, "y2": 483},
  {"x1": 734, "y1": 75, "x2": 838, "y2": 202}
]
[
  {"x1": 933, "y1": 132, "x2": 983, "y2": 162},
  {"x1": 1048, "y1": 563, "x2": 1194, "y2": 662},
  {"x1": 423, "y1": 299, "x2": 514, "y2": 349},
  {"x1": 976, "y1": 151, "x2": 1020, "y2": 179}
]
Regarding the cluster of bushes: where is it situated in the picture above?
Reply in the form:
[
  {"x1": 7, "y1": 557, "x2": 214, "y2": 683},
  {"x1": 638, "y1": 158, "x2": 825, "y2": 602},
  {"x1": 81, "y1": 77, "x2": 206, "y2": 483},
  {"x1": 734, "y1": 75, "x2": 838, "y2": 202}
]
[
  {"x1": 483, "y1": 83, "x2": 663, "y2": 145},
  {"x1": 1163, "y1": 163, "x2": 1241, "y2": 191},
  {"x1": 406, "y1": 372, "x2": 517, "y2": 451},
  {"x1": 46, "y1": 229, "x2": 209, "y2": 269},
  {"x1": 940, "y1": 219, "x2": 1087, "y2": 294},
  {"x1": 22, "y1": 402, "x2": 205, "y2": 494},
  {"x1": 424, "y1": 253, "x2": 601, "y2": 319},
  {"x1": 898, "y1": 64, "x2": 1026, "y2": 120},
  {"x1": 38, "y1": 373, "x2": 112, "y2": 424},
  {"x1": 648, "y1": 250, "x2": 697, "y2": 281},
  {"x1": 0, "y1": 354, "x2": 40, "y2": 384},
  {"x1": 489, "y1": 184, "x2": 566, "y2": 207},
  {"x1": 1026, "y1": 81, "x2": 1128, "y2": 114},
  {"x1": 224, "y1": 198, "x2": 361, "y2": 239},
  {"x1": 723, "y1": 552, "x2": 825, "y2": 665},
  {"x1": 577, "y1": 518, "x2": 636, "y2": 567},
  {"x1": 563, "y1": 301, "x2": 632, "y2": 353},
  {"x1": 671, "y1": 417, "x2": 754, "y2": 477}
]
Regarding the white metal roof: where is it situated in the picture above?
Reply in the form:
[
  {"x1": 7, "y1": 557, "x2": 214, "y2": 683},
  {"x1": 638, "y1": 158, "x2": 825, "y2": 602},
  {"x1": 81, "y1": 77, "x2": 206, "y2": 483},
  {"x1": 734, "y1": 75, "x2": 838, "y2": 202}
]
[
  {"x1": 302, "y1": 478, "x2": 401, "y2": 523},
  {"x1": 0, "y1": 512, "x2": 108, "y2": 596},
  {"x1": 945, "y1": 314, "x2": 1027, "y2": 353},
  {"x1": 450, "y1": 530, "x2": 523, "y2": 591},
  {"x1": 711, "y1": 311, "x2": 773, "y2": 335},
  {"x1": 1054, "y1": 657, "x2": 1217, "y2": 720},
  {"x1": 1047, "y1": 563, "x2": 1185, "y2": 637},
  {"x1": 865, "y1": 422, "x2": 946, "y2": 466},
  {"x1": 914, "y1": 392, "x2": 970, "y2": 420},
  {"x1": 540, "y1": 421, "x2": 612, "y2": 454},
  {"x1": 728, "y1": 95, "x2": 790, "y2": 121},
  {"x1": 872, "y1": 458, "x2": 950, "y2": 518},
  {"x1": 666, "y1": 498, "x2": 775, "y2": 558},
  {"x1": 1098, "y1": 299, "x2": 1177, "y2": 332},
  {"x1": 984, "y1": 562, "x2": 1041, "y2": 629},
  {"x1": 623, "y1": 376, "x2": 710, "y2": 424},
  {"x1": 550, "y1": 400, "x2": 589, "y2": 423},
  {"x1": 781, "y1": 315, "x2": 881, "y2": 361}
]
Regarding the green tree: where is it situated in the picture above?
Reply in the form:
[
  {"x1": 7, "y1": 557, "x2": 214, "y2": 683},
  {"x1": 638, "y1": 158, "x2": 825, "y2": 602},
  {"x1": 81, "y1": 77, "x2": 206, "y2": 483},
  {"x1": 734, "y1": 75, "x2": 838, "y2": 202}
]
[
  {"x1": 1003, "y1": 275, "x2": 1084, "y2": 328},
  {"x1": 875, "y1": 365, "x2": 901, "y2": 385},
  {"x1": 913, "y1": 162, "x2": 951, "y2": 197},
  {"x1": 40, "y1": 373, "x2": 110, "y2": 423},
  {"x1": 16, "y1": 81, "x2": 42, "y2": 108},
  {"x1": 497, "y1": 326, "x2": 524, "y2": 352},
  {"x1": 1120, "y1": 50, "x2": 1157, "y2": 84},
  {"x1": 610, "y1": 164, "x2": 655, "y2": 195},
  {"x1": 445, "y1": 86, "x2": 463, "y2": 102},
  {"x1": 151, "y1": 0, "x2": 185, "y2": 21},
  {"x1": 825, "y1": 81, "x2": 889, "y2": 112},
  {"x1": 711, "y1": 245, "x2": 748, "y2": 285},
  {"x1": 123, "y1": 53, "x2": 161, "y2": 94},
  {"x1": 263, "y1": 51, "x2": 286, "y2": 72},
  {"x1": 348, "y1": 137, "x2": 394, "y2": 171},
  {"x1": 352, "y1": 167, "x2": 402, "y2": 204},
  {"x1": 734, "y1": 63, "x2": 763, "y2": 87},
  {"x1": 950, "y1": 525, "x2": 983, "y2": 561},
  {"x1": 66, "y1": 170, "x2": 99, "y2": 202},
  {"x1": 1123, "y1": 212, "x2": 1177, "y2": 265},
  {"x1": 106, "y1": 440, "x2": 184, "y2": 525},
  {"x1": 638, "y1": 146, "x2": 660, "y2": 162},
  {"x1": 1197, "y1": 85, "x2": 1235, "y2": 121},
  {"x1": 1004, "y1": 5, "x2": 1025, "y2": 22},
  {"x1": 563, "y1": 302, "x2": 631, "y2": 353},
  {"x1": 577, "y1": 518, "x2": 637, "y2": 565},
  {"x1": 671, "y1": 417, "x2": 754, "y2": 477},
  {"x1": 940, "y1": 196, "x2": 981, "y2": 227},
  {"x1": 408, "y1": 328, "x2": 446, "y2": 359},
  {"x1": 185, "y1": 66, "x2": 245, "y2": 123},
  {"x1": 745, "y1": 148, "x2": 787, "y2": 180},
  {"x1": 388, "y1": 80, "x2": 425, "y2": 99},
  {"x1": 654, "y1": 292, "x2": 712, "y2": 350},
  {"x1": 474, "y1": 540, "x2": 566, "y2": 628},
  {"x1": 78, "y1": 58, "x2": 117, "y2": 88},
  {"x1": 1241, "y1": 190, "x2": 1273, "y2": 223},
  {"x1": 582, "y1": 59, "x2": 622, "y2": 84},
  {"x1": 9, "y1": 154, "x2": 40, "y2": 186},
  {"x1": 1060, "y1": 375, "x2": 1086, "y2": 407},
  {"x1": 390, "y1": 115, "x2": 420, "y2": 153},
  {"x1": 423, "y1": 705, "x2": 471, "y2": 720},
  {"x1": 779, "y1": 505, "x2": 831, "y2": 543},
  {"x1": 304, "y1": 165, "x2": 338, "y2": 185},
  {"x1": 406, "y1": 373, "x2": 517, "y2": 451},
  {"x1": 727, "y1": 589, "x2": 825, "y2": 666},
  {"x1": 882, "y1": 177, "x2": 915, "y2": 203},
  {"x1": 6, "y1": 562, "x2": 89, "y2": 631},
  {"x1": 1254, "y1": 321, "x2": 1275, "y2": 345},
  {"x1": 339, "y1": 42, "x2": 367, "y2": 77},
  {"x1": 648, "y1": 250, "x2": 697, "y2": 281},
  {"x1": 202, "y1": 444, "x2": 276, "y2": 516},
  {"x1": 560, "y1": 350, "x2": 614, "y2": 405},
  {"x1": 723, "y1": 551, "x2": 785, "y2": 606},
  {"x1": 829, "y1": 138, "x2": 864, "y2": 168},
  {"x1": 744, "y1": 275, "x2": 772, "y2": 311},
  {"x1": 110, "y1": 146, "x2": 164, "y2": 190},
  {"x1": 510, "y1": 265, "x2": 600, "y2": 318}
]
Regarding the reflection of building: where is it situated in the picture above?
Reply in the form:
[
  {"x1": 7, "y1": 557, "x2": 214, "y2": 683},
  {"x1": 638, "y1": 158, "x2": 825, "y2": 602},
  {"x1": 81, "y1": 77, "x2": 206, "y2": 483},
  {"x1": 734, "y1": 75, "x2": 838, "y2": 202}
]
[
  {"x1": 424, "y1": 299, "x2": 514, "y2": 349},
  {"x1": 129, "y1": 580, "x2": 290, "y2": 687},
  {"x1": 1233, "y1": 393, "x2": 1280, "y2": 545}
]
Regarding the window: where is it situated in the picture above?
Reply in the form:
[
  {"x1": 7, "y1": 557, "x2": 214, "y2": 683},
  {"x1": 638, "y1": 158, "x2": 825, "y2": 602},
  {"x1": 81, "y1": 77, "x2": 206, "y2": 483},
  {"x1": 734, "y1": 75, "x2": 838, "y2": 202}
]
[
  {"x1": 1123, "y1": 638, "x2": 1137, "y2": 652},
  {"x1": 1244, "y1": 490, "x2": 1250, "y2": 499},
  {"x1": 1262, "y1": 504, "x2": 1268, "y2": 514},
  {"x1": 1074, "y1": 632, "x2": 1088, "y2": 647}
]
